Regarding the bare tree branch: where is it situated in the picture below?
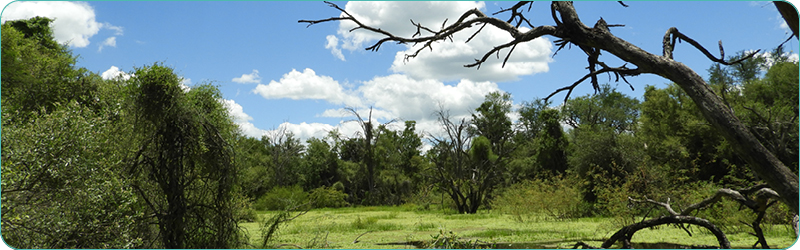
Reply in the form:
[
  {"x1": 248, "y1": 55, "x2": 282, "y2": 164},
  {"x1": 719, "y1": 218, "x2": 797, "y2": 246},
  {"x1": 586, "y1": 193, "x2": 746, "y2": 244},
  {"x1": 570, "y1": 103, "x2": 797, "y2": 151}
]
[
  {"x1": 601, "y1": 215, "x2": 731, "y2": 249},
  {"x1": 662, "y1": 27, "x2": 761, "y2": 65}
]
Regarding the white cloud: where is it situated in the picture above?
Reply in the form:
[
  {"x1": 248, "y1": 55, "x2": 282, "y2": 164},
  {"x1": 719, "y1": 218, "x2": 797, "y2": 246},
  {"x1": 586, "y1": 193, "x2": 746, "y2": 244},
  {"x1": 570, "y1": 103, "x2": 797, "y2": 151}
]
[
  {"x1": 98, "y1": 36, "x2": 116, "y2": 51},
  {"x1": 269, "y1": 122, "x2": 336, "y2": 142},
  {"x1": 221, "y1": 99, "x2": 267, "y2": 138},
  {"x1": 1, "y1": 1, "x2": 120, "y2": 48},
  {"x1": 253, "y1": 68, "x2": 362, "y2": 107},
  {"x1": 100, "y1": 66, "x2": 131, "y2": 80},
  {"x1": 336, "y1": 1, "x2": 486, "y2": 50},
  {"x1": 331, "y1": 1, "x2": 553, "y2": 82},
  {"x1": 390, "y1": 27, "x2": 553, "y2": 82},
  {"x1": 359, "y1": 74, "x2": 500, "y2": 122},
  {"x1": 180, "y1": 78, "x2": 192, "y2": 92},
  {"x1": 104, "y1": 22, "x2": 123, "y2": 35},
  {"x1": 325, "y1": 35, "x2": 345, "y2": 61},
  {"x1": 232, "y1": 69, "x2": 261, "y2": 84},
  {"x1": 221, "y1": 99, "x2": 253, "y2": 123}
]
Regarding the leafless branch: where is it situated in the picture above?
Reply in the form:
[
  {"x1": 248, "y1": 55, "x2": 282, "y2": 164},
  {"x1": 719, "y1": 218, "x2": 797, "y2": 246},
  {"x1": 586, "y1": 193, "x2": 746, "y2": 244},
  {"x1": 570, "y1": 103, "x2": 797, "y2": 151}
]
[
  {"x1": 545, "y1": 65, "x2": 641, "y2": 103},
  {"x1": 601, "y1": 215, "x2": 731, "y2": 249},
  {"x1": 662, "y1": 27, "x2": 761, "y2": 65},
  {"x1": 493, "y1": 1, "x2": 535, "y2": 28}
]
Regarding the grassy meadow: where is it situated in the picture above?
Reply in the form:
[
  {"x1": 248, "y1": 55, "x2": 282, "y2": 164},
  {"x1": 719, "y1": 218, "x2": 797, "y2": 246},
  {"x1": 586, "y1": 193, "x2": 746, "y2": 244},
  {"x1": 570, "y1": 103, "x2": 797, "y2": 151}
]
[{"x1": 239, "y1": 206, "x2": 798, "y2": 249}]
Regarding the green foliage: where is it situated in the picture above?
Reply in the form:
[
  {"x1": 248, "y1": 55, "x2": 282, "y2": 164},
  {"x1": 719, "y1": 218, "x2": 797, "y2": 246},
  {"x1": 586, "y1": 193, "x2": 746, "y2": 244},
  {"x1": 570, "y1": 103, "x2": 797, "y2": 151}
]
[
  {"x1": 563, "y1": 86, "x2": 646, "y2": 204},
  {"x1": 1, "y1": 102, "x2": 144, "y2": 248},
  {"x1": 1, "y1": 17, "x2": 98, "y2": 123},
  {"x1": 309, "y1": 186, "x2": 350, "y2": 208},
  {"x1": 236, "y1": 136, "x2": 273, "y2": 200},
  {"x1": 509, "y1": 106, "x2": 570, "y2": 179},
  {"x1": 492, "y1": 177, "x2": 583, "y2": 222},
  {"x1": 256, "y1": 185, "x2": 310, "y2": 211},
  {"x1": 1, "y1": 17, "x2": 148, "y2": 249},
  {"x1": 301, "y1": 137, "x2": 340, "y2": 190},
  {"x1": 470, "y1": 91, "x2": 514, "y2": 155},
  {"x1": 125, "y1": 63, "x2": 242, "y2": 248},
  {"x1": 561, "y1": 84, "x2": 640, "y2": 134}
]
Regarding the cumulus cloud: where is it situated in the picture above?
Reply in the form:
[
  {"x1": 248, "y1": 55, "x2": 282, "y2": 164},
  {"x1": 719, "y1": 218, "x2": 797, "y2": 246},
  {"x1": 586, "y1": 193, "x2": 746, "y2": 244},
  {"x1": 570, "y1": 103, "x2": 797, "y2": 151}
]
[
  {"x1": 2, "y1": 1, "x2": 120, "y2": 48},
  {"x1": 100, "y1": 66, "x2": 131, "y2": 80},
  {"x1": 325, "y1": 35, "x2": 346, "y2": 61},
  {"x1": 251, "y1": 67, "x2": 503, "y2": 145},
  {"x1": 98, "y1": 36, "x2": 116, "y2": 51},
  {"x1": 335, "y1": 2, "x2": 485, "y2": 50},
  {"x1": 331, "y1": 1, "x2": 553, "y2": 82},
  {"x1": 221, "y1": 99, "x2": 267, "y2": 138},
  {"x1": 359, "y1": 74, "x2": 500, "y2": 122},
  {"x1": 391, "y1": 27, "x2": 553, "y2": 82},
  {"x1": 232, "y1": 69, "x2": 262, "y2": 84},
  {"x1": 252, "y1": 68, "x2": 362, "y2": 107},
  {"x1": 267, "y1": 122, "x2": 336, "y2": 142}
]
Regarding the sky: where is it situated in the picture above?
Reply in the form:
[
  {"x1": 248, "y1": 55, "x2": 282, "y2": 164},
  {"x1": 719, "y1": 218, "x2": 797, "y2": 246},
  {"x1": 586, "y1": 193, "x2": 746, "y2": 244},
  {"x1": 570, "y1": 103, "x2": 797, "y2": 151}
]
[{"x1": 1, "y1": 0, "x2": 798, "y2": 146}]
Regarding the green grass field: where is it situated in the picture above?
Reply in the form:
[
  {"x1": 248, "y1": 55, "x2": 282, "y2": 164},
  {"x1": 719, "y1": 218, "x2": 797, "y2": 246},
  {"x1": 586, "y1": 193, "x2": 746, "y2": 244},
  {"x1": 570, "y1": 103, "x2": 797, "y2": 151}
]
[{"x1": 239, "y1": 206, "x2": 798, "y2": 249}]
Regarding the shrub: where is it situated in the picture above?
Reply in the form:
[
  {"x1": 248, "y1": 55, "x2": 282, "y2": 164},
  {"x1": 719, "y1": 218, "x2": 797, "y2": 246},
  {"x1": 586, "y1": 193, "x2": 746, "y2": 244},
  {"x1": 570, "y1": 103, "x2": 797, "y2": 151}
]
[
  {"x1": 233, "y1": 193, "x2": 259, "y2": 222},
  {"x1": 309, "y1": 186, "x2": 349, "y2": 208},
  {"x1": 255, "y1": 185, "x2": 309, "y2": 211},
  {"x1": 491, "y1": 176, "x2": 582, "y2": 222}
]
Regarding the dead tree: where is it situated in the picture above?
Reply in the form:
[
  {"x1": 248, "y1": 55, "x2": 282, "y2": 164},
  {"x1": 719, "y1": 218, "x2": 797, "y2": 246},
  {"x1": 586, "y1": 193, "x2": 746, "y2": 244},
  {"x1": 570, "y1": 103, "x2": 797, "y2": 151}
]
[
  {"x1": 300, "y1": 1, "x2": 799, "y2": 213},
  {"x1": 620, "y1": 184, "x2": 781, "y2": 249}
]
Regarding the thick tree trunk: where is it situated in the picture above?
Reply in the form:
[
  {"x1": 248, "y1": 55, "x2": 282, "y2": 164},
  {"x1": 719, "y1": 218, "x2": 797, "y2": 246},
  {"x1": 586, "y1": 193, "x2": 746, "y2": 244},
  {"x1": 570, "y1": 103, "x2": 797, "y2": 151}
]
[{"x1": 774, "y1": 1, "x2": 798, "y2": 39}]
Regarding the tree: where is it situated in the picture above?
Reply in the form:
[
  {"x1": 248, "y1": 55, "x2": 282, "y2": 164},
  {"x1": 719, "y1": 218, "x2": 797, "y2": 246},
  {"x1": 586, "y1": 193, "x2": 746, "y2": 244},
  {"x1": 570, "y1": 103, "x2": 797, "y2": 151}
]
[
  {"x1": 126, "y1": 64, "x2": 241, "y2": 248},
  {"x1": 263, "y1": 127, "x2": 305, "y2": 188},
  {"x1": 1, "y1": 18, "x2": 144, "y2": 248},
  {"x1": 428, "y1": 109, "x2": 503, "y2": 214},
  {"x1": 561, "y1": 84, "x2": 639, "y2": 134},
  {"x1": 373, "y1": 121, "x2": 425, "y2": 205},
  {"x1": 1, "y1": 17, "x2": 98, "y2": 123},
  {"x1": 532, "y1": 108, "x2": 569, "y2": 176},
  {"x1": 507, "y1": 98, "x2": 568, "y2": 181},
  {"x1": 736, "y1": 52, "x2": 798, "y2": 172},
  {"x1": 236, "y1": 136, "x2": 268, "y2": 199},
  {"x1": 301, "y1": 1, "x2": 798, "y2": 212},
  {"x1": 563, "y1": 87, "x2": 642, "y2": 202},
  {"x1": 341, "y1": 107, "x2": 396, "y2": 204},
  {"x1": 301, "y1": 137, "x2": 341, "y2": 190},
  {"x1": 639, "y1": 84, "x2": 747, "y2": 184},
  {"x1": 470, "y1": 91, "x2": 514, "y2": 156}
]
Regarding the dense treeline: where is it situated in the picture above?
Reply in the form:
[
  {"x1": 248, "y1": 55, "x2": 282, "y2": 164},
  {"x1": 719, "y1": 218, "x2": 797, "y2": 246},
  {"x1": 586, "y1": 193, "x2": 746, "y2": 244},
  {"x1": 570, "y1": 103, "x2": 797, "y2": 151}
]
[{"x1": 2, "y1": 17, "x2": 796, "y2": 248}]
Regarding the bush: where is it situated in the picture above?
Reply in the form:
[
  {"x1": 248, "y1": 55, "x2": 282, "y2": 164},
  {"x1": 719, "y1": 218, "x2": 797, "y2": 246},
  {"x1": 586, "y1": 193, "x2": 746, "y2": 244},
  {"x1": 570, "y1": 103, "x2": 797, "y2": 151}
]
[
  {"x1": 232, "y1": 192, "x2": 258, "y2": 222},
  {"x1": 309, "y1": 186, "x2": 349, "y2": 208},
  {"x1": 254, "y1": 185, "x2": 309, "y2": 211},
  {"x1": 491, "y1": 176, "x2": 582, "y2": 222}
]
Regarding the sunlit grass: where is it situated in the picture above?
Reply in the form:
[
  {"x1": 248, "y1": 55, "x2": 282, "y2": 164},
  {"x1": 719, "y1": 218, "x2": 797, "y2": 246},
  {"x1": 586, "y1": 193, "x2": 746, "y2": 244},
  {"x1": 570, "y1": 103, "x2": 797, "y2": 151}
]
[{"x1": 239, "y1": 206, "x2": 798, "y2": 249}]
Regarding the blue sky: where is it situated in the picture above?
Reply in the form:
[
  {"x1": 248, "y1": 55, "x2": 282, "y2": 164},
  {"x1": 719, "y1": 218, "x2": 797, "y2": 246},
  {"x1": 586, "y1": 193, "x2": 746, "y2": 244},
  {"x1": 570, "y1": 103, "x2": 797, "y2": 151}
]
[{"x1": 1, "y1": 1, "x2": 797, "y2": 144}]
